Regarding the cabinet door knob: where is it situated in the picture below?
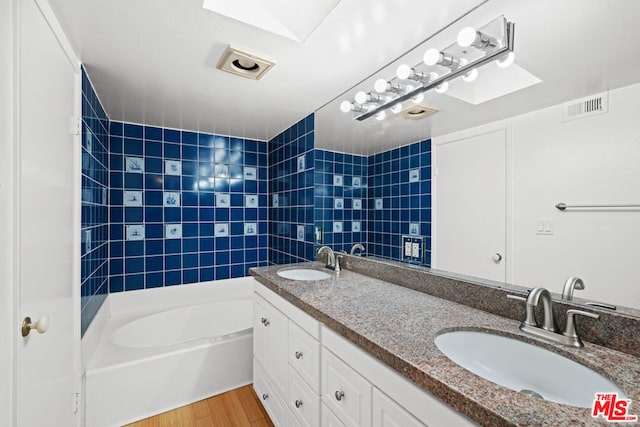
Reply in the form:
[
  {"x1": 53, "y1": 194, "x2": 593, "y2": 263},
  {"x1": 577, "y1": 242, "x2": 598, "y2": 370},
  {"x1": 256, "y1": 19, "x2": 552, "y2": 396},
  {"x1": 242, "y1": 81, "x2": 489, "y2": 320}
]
[
  {"x1": 21, "y1": 315, "x2": 49, "y2": 337},
  {"x1": 335, "y1": 390, "x2": 345, "y2": 401},
  {"x1": 492, "y1": 253, "x2": 503, "y2": 263},
  {"x1": 295, "y1": 399, "x2": 303, "y2": 408},
  {"x1": 295, "y1": 351, "x2": 303, "y2": 359},
  {"x1": 261, "y1": 317, "x2": 270, "y2": 326},
  {"x1": 262, "y1": 393, "x2": 268, "y2": 400}
]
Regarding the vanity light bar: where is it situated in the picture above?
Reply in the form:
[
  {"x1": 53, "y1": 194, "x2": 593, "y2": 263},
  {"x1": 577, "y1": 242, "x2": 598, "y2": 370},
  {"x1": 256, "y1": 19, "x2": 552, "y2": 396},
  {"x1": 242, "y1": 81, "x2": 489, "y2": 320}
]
[{"x1": 345, "y1": 16, "x2": 515, "y2": 122}]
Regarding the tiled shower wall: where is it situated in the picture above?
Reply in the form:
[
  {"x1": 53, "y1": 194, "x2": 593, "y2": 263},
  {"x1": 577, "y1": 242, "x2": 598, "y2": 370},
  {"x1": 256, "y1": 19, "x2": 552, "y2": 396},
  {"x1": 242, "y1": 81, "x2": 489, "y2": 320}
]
[
  {"x1": 367, "y1": 139, "x2": 432, "y2": 265},
  {"x1": 80, "y1": 67, "x2": 109, "y2": 334},
  {"x1": 268, "y1": 114, "x2": 316, "y2": 264},
  {"x1": 108, "y1": 122, "x2": 269, "y2": 292},
  {"x1": 314, "y1": 149, "x2": 368, "y2": 253}
]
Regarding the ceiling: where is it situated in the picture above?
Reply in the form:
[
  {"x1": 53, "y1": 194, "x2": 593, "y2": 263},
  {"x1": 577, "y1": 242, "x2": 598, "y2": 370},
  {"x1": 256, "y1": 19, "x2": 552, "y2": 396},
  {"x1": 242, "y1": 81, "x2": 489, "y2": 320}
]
[
  {"x1": 316, "y1": 0, "x2": 640, "y2": 154},
  {"x1": 48, "y1": 0, "x2": 487, "y2": 141}
]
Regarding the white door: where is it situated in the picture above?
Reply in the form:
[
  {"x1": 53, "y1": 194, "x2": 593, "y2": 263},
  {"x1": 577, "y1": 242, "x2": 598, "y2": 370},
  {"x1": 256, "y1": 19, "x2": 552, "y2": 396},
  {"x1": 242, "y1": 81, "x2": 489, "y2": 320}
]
[
  {"x1": 16, "y1": 0, "x2": 80, "y2": 425},
  {"x1": 434, "y1": 129, "x2": 507, "y2": 282}
]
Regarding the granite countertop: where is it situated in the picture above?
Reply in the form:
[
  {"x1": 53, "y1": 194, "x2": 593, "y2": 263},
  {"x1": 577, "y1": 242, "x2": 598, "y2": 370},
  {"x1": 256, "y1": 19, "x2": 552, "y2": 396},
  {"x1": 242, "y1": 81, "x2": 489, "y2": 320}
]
[{"x1": 251, "y1": 262, "x2": 640, "y2": 427}]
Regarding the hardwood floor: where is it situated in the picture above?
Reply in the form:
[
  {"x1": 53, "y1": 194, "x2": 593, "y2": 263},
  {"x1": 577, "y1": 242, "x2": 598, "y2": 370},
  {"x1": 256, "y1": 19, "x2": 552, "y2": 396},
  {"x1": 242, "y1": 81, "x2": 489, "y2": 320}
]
[{"x1": 124, "y1": 385, "x2": 274, "y2": 427}]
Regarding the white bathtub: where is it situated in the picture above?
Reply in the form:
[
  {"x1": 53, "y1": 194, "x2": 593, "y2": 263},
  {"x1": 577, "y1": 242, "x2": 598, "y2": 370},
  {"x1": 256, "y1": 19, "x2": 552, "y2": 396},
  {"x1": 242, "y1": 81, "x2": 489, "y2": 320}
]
[{"x1": 84, "y1": 278, "x2": 254, "y2": 427}]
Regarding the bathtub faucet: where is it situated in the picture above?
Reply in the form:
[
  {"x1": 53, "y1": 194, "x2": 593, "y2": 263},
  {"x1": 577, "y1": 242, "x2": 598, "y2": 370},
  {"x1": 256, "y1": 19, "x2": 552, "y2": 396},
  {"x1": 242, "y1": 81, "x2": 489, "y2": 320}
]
[{"x1": 317, "y1": 246, "x2": 341, "y2": 272}]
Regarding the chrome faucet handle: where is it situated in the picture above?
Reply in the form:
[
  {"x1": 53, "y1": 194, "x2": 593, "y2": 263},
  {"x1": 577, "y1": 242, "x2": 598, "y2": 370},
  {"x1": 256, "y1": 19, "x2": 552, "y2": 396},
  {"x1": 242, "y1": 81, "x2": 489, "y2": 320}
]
[
  {"x1": 563, "y1": 309, "x2": 599, "y2": 347},
  {"x1": 506, "y1": 294, "x2": 526, "y2": 302}
]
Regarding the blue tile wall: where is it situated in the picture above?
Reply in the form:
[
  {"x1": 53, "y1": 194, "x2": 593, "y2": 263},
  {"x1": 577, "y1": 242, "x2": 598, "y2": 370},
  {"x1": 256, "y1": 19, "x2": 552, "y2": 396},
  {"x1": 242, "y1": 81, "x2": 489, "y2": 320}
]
[
  {"x1": 268, "y1": 114, "x2": 315, "y2": 264},
  {"x1": 81, "y1": 67, "x2": 109, "y2": 335},
  {"x1": 314, "y1": 149, "x2": 368, "y2": 253},
  {"x1": 367, "y1": 139, "x2": 432, "y2": 265},
  {"x1": 109, "y1": 122, "x2": 269, "y2": 291}
]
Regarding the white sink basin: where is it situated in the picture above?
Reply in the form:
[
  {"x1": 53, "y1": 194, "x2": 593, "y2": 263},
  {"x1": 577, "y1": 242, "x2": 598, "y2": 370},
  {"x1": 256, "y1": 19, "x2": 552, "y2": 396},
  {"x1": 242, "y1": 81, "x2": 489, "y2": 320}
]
[
  {"x1": 277, "y1": 268, "x2": 331, "y2": 281},
  {"x1": 435, "y1": 330, "x2": 625, "y2": 408}
]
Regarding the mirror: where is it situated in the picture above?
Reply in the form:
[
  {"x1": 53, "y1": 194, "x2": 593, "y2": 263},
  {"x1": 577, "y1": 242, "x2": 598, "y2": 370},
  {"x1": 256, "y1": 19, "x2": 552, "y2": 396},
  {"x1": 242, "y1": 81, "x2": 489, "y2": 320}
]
[{"x1": 313, "y1": 0, "x2": 640, "y2": 317}]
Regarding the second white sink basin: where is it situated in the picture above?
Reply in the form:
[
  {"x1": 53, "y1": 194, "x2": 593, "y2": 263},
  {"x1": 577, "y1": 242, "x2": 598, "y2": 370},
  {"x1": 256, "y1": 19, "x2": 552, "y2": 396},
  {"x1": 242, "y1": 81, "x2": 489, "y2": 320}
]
[
  {"x1": 435, "y1": 330, "x2": 625, "y2": 408},
  {"x1": 277, "y1": 268, "x2": 331, "y2": 281}
]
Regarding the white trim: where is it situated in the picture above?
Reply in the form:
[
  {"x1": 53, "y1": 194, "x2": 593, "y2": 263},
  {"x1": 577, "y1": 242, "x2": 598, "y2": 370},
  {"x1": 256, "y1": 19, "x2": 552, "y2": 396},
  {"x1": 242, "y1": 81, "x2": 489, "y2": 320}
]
[
  {"x1": 72, "y1": 71, "x2": 82, "y2": 427},
  {"x1": 33, "y1": 0, "x2": 80, "y2": 71}
]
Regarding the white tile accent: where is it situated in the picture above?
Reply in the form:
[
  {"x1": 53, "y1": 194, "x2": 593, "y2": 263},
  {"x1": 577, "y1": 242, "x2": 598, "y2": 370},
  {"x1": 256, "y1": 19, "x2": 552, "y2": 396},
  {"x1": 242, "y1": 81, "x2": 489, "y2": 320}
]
[
  {"x1": 244, "y1": 167, "x2": 257, "y2": 180},
  {"x1": 244, "y1": 223, "x2": 257, "y2": 236},
  {"x1": 352, "y1": 221, "x2": 361, "y2": 232},
  {"x1": 123, "y1": 191, "x2": 143, "y2": 207},
  {"x1": 163, "y1": 192, "x2": 180, "y2": 207},
  {"x1": 214, "y1": 223, "x2": 229, "y2": 237},
  {"x1": 272, "y1": 193, "x2": 279, "y2": 207},
  {"x1": 352, "y1": 177, "x2": 361, "y2": 188},
  {"x1": 333, "y1": 175, "x2": 343, "y2": 186},
  {"x1": 409, "y1": 169, "x2": 420, "y2": 183},
  {"x1": 84, "y1": 229, "x2": 92, "y2": 253},
  {"x1": 334, "y1": 198, "x2": 344, "y2": 209},
  {"x1": 297, "y1": 225, "x2": 305, "y2": 241},
  {"x1": 125, "y1": 156, "x2": 144, "y2": 173},
  {"x1": 165, "y1": 224, "x2": 182, "y2": 239},
  {"x1": 165, "y1": 160, "x2": 182, "y2": 176},
  {"x1": 375, "y1": 198, "x2": 383, "y2": 210},
  {"x1": 126, "y1": 224, "x2": 145, "y2": 241},
  {"x1": 297, "y1": 154, "x2": 306, "y2": 172},
  {"x1": 216, "y1": 193, "x2": 230, "y2": 207},
  {"x1": 333, "y1": 221, "x2": 343, "y2": 233},
  {"x1": 245, "y1": 194, "x2": 258, "y2": 208},
  {"x1": 353, "y1": 199, "x2": 362, "y2": 210},
  {"x1": 409, "y1": 223, "x2": 420, "y2": 236}
]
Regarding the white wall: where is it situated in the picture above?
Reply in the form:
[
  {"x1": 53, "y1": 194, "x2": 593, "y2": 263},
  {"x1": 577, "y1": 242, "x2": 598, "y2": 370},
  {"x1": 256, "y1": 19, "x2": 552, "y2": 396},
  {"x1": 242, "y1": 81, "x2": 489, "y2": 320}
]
[
  {"x1": 510, "y1": 84, "x2": 640, "y2": 309},
  {"x1": 435, "y1": 82, "x2": 640, "y2": 310},
  {"x1": 0, "y1": 0, "x2": 15, "y2": 424}
]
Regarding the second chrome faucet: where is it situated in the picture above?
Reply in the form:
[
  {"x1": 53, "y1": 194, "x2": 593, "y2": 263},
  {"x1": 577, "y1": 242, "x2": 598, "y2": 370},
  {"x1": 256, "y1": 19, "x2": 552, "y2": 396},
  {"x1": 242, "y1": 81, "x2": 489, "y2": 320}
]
[{"x1": 508, "y1": 287, "x2": 599, "y2": 347}]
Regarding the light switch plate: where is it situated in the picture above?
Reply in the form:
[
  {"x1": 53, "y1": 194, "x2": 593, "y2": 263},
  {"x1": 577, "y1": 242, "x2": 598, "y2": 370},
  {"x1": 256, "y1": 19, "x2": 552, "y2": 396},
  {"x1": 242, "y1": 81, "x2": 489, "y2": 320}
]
[{"x1": 536, "y1": 218, "x2": 554, "y2": 235}]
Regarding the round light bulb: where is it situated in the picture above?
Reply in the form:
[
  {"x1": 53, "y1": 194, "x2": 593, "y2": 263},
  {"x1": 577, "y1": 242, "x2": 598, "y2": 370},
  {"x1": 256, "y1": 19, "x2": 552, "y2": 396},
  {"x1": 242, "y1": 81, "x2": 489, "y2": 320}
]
[
  {"x1": 374, "y1": 79, "x2": 388, "y2": 93},
  {"x1": 435, "y1": 81, "x2": 449, "y2": 94},
  {"x1": 354, "y1": 91, "x2": 368, "y2": 104},
  {"x1": 496, "y1": 51, "x2": 515, "y2": 68},
  {"x1": 423, "y1": 48, "x2": 441, "y2": 66},
  {"x1": 412, "y1": 93, "x2": 424, "y2": 104},
  {"x1": 457, "y1": 27, "x2": 477, "y2": 47},
  {"x1": 339, "y1": 100, "x2": 352, "y2": 113},
  {"x1": 396, "y1": 64, "x2": 412, "y2": 80},
  {"x1": 390, "y1": 103, "x2": 402, "y2": 114},
  {"x1": 462, "y1": 68, "x2": 478, "y2": 82},
  {"x1": 375, "y1": 111, "x2": 386, "y2": 121}
]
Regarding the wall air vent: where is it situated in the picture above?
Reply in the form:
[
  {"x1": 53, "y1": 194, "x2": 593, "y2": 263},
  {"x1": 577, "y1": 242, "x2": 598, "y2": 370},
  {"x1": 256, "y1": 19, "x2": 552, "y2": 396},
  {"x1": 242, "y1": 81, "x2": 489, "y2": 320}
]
[
  {"x1": 562, "y1": 91, "x2": 608, "y2": 122},
  {"x1": 216, "y1": 45, "x2": 275, "y2": 80},
  {"x1": 396, "y1": 104, "x2": 439, "y2": 120}
]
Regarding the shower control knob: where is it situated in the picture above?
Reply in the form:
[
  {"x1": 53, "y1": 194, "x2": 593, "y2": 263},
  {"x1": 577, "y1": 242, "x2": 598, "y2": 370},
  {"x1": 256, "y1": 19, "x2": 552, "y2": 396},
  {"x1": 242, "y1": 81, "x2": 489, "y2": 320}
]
[
  {"x1": 492, "y1": 253, "x2": 503, "y2": 263},
  {"x1": 295, "y1": 351, "x2": 303, "y2": 359},
  {"x1": 335, "y1": 390, "x2": 345, "y2": 401},
  {"x1": 295, "y1": 399, "x2": 303, "y2": 408},
  {"x1": 262, "y1": 393, "x2": 268, "y2": 400},
  {"x1": 21, "y1": 315, "x2": 49, "y2": 337}
]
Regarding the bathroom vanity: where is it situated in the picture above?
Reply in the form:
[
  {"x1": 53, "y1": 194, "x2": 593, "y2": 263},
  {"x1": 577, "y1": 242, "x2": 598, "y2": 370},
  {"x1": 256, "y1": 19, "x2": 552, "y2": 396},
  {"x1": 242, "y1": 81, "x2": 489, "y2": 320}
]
[{"x1": 250, "y1": 257, "x2": 640, "y2": 426}]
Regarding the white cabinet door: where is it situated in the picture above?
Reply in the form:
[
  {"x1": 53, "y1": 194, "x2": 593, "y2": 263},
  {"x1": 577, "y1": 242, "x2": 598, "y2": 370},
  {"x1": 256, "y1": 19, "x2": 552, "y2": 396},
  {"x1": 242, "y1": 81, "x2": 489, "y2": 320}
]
[
  {"x1": 322, "y1": 403, "x2": 347, "y2": 427},
  {"x1": 289, "y1": 321, "x2": 321, "y2": 392},
  {"x1": 322, "y1": 348, "x2": 372, "y2": 427},
  {"x1": 288, "y1": 367, "x2": 320, "y2": 427},
  {"x1": 372, "y1": 388, "x2": 425, "y2": 427},
  {"x1": 434, "y1": 128, "x2": 507, "y2": 282},
  {"x1": 16, "y1": 1, "x2": 80, "y2": 426},
  {"x1": 254, "y1": 360, "x2": 288, "y2": 427},
  {"x1": 254, "y1": 294, "x2": 289, "y2": 398}
]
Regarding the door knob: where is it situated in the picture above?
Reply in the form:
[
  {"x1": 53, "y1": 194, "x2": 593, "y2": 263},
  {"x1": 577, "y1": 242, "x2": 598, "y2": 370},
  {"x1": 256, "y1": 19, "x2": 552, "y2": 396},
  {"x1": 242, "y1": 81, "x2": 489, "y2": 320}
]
[
  {"x1": 22, "y1": 315, "x2": 49, "y2": 337},
  {"x1": 492, "y1": 253, "x2": 503, "y2": 263}
]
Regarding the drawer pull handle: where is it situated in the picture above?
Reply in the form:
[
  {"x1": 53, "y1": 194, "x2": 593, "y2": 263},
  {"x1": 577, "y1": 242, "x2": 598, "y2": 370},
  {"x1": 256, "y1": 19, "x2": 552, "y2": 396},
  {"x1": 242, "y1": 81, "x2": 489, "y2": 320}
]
[
  {"x1": 295, "y1": 399, "x2": 303, "y2": 408},
  {"x1": 335, "y1": 390, "x2": 345, "y2": 401},
  {"x1": 262, "y1": 393, "x2": 268, "y2": 400},
  {"x1": 295, "y1": 351, "x2": 303, "y2": 359},
  {"x1": 261, "y1": 317, "x2": 270, "y2": 326}
]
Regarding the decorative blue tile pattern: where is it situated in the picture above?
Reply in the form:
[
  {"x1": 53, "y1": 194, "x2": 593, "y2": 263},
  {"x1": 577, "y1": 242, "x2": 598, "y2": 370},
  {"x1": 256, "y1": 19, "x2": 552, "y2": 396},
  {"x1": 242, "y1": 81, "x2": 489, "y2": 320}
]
[
  {"x1": 268, "y1": 114, "x2": 315, "y2": 264},
  {"x1": 80, "y1": 67, "x2": 109, "y2": 335},
  {"x1": 110, "y1": 122, "x2": 269, "y2": 290},
  {"x1": 314, "y1": 149, "x2": 368, "y2": 253},
  {"x1": 367, "y1": 139, "x2": 432, "y2": 265}
]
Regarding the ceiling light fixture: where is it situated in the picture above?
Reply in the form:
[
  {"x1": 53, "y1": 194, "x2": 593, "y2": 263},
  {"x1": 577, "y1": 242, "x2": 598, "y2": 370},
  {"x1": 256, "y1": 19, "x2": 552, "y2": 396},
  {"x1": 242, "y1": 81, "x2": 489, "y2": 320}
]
[{"x1": 340, "y1": 16, "x2": 515, "y2": 121}]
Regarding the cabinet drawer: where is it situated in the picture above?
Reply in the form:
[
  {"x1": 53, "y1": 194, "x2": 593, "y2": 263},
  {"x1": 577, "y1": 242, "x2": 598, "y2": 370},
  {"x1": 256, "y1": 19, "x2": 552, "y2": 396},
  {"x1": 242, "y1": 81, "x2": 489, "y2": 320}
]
[
  {"x1": 322, "y1": 403, "x2": 347, "y2": 427},
  {"x1": 253, "y1": 360, "x2": 287, "y2": 427},
  {"x1": 289, "y1": 321, "x2": 321, "y2": 393},
  {"x1": 288, "y1": 367, "x2": 320, "y2": 427},
  {"x1": 321, "y1": 348, "x2": 372, "y2": 427},
  {"x1": 372, "y1": 387, "x2": 425, "y2": 427}
]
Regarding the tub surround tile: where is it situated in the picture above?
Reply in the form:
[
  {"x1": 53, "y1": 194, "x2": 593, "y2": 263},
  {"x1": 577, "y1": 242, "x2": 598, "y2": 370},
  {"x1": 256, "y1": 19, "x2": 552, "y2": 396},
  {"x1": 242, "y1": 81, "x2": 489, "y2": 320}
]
[{"x1": 250, "y1": 262, "x2": 640, "y2": 427}]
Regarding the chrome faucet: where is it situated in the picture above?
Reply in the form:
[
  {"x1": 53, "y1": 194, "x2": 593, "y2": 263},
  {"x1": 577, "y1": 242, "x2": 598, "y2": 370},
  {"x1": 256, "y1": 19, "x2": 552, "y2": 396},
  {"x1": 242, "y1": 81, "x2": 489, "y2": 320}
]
[
  {"x1": 317, "y1": 246, "x2": 341, "y2": 271},
  {"x1": 349, "y1": 243, "x2": 365, "y2": 255},
  {"x1": 508, "y1": 286, "x2": 600, "y2": 347},
  {"x1": 561, "y1": 276, "x2": 585, "y2": 301}
]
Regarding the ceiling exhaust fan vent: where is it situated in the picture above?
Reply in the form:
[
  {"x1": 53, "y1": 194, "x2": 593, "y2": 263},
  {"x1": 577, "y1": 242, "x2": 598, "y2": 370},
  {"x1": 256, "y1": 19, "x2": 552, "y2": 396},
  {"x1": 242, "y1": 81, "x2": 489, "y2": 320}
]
[
  {"x1": 562, "y1": 91, "x2": 608, "y2": 122},
  {"x1": 396, "y1": 104, "x2": 439, "y2": 120},
  {"x1": 216, "y1": 45, "x2": 275, "y2": 80}
]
